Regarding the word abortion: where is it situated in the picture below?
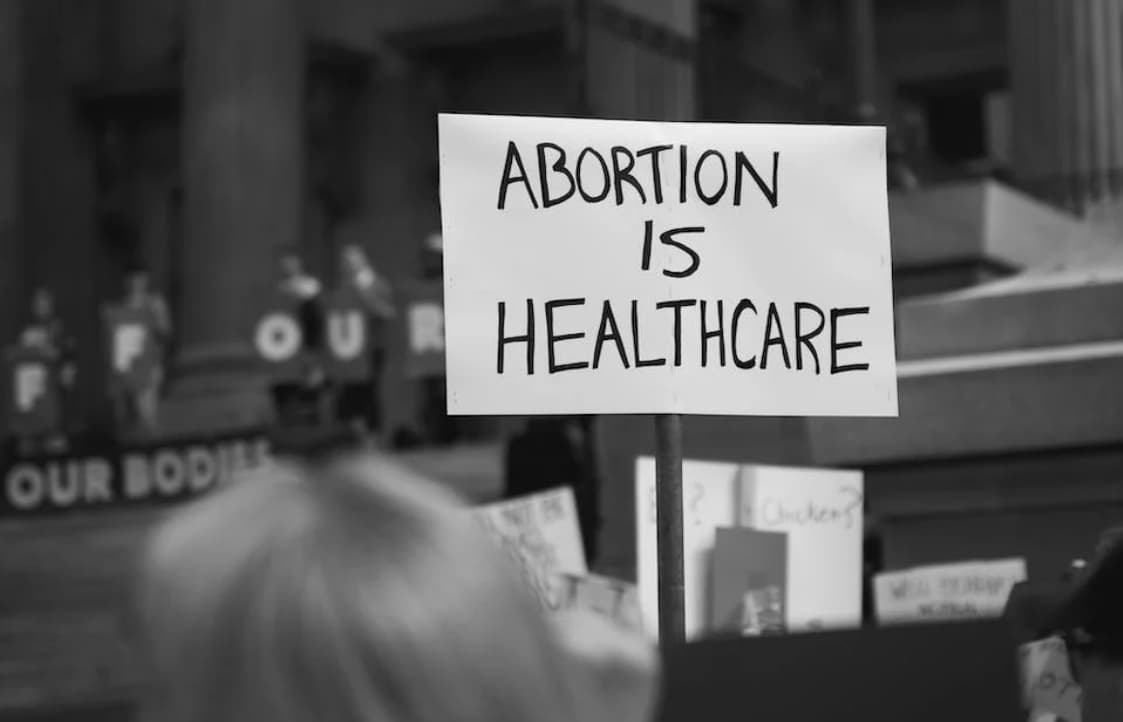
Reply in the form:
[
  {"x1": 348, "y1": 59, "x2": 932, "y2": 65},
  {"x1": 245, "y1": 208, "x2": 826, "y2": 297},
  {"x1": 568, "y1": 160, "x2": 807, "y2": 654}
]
[
  {"x1": 497, "y1": 142, "x2": 779, "y2": 210},
  {"x1": 496, "y1": 296, "x2": 871, "y2": 375}
]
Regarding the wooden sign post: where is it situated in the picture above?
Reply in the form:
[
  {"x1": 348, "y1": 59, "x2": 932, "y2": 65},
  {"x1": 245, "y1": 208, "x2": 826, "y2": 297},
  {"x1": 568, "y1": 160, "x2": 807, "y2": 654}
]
[{"x1": 436, "y1": 114, "x2": 898, "y2": 643}]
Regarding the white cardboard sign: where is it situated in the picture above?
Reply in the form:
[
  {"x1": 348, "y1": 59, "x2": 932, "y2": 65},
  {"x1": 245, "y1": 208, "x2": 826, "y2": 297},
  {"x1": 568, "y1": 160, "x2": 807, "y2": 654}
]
[
  {"x1": 438, "y1": 114, "x2": 897, "y2": 416},
  {"x1": 874, "y1": 558, "x2": 1027, "y2": 625},
  {"x1": 636, "y1": 457, "x2": 863, "y2": 640},
  {"x1": 1020, "y1": 637, "x2": 1082, "y2": 722},
  {"x1": 473, "y1": 487, "x2": 588, "y2": 610}
]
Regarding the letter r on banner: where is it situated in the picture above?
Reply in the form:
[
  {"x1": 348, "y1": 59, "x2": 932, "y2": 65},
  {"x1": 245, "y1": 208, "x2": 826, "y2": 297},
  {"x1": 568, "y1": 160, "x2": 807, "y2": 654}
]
[
  {"x1": 409, "y1": 304, "x2": 445, "y2": 353},
  {"x1": 15, "y1": 363, "x2": 46, "y2": 411},
  {"x1": 114, "y1": 323, "x2": 147, "y2": 372}
]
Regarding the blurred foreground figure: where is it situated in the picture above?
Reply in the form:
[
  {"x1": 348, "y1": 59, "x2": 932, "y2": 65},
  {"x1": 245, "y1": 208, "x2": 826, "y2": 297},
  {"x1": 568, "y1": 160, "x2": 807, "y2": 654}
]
[{"x1": 133, "y1": 454, "x2": 658, "y2": 722}]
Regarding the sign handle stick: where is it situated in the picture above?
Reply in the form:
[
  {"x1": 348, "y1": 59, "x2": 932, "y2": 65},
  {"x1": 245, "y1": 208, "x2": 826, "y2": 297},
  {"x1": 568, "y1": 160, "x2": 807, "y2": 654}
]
[{"x1": 655, "y1": 413, "x2": 686, "y2": 643}]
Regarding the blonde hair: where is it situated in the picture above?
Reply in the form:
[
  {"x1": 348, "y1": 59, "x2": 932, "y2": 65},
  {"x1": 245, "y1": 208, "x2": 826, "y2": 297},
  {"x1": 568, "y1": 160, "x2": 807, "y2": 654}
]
[{"x1": 134, "y1": 455, "x2": 581, "y2": 722}]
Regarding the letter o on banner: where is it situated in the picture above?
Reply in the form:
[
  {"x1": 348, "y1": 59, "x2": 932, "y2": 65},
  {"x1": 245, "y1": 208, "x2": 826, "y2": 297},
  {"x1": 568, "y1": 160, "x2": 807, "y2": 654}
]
[
  {"x1": 6, "y1": 465, "x2": 44, "y2": 510},
  {"x1": 255, "y1": 313, "x2": 302, "y2": 362},
  {"x1": 154, "y1": 451, "x2": 187, "y2": 495}
]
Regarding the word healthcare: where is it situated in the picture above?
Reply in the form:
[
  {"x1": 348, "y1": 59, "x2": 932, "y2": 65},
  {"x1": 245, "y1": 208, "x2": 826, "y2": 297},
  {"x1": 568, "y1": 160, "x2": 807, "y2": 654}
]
[{"x1": 439, "y1": 114, "x2": 898, "y2": 417}]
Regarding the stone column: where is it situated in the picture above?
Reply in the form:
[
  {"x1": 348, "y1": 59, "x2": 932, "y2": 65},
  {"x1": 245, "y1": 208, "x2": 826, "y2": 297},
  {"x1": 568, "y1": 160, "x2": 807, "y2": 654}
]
[
  {"x1": 1009, "y1": 0, "x2": 1123, "y2": 229},
  {"x1": 0, "y1": 0, "x2": 24, "y2": 347},
  {"x1": 846, "y1": 0, "x2": 877, "y2": 119},
  {"x1": 163, "y1": 0, "x2": 305, "y2": 433}
]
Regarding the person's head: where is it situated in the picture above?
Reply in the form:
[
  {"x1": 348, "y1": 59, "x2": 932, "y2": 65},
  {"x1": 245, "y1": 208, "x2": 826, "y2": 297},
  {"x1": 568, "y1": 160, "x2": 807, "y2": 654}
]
[
  {"x1": 133, "y1": 454, "x2": 615, "y2": 722},
  {"x1": 278, "y1": 250, "x2": 305, "y2": 280},
  {"x1": 30, "y1": 288, "x2": 53, "y2": 320},
  {"x1": 126, "y1": 269, "x2": 150, "y2": 300},
  {"x1": 340, "y1": 243, "x2": 370, "y2": 276}
]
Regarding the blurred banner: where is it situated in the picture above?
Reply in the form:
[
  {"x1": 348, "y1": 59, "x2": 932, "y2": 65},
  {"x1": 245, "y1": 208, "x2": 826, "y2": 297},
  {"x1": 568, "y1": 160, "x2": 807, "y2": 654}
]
[
  {"x1": 322, "y1": 285, "x2": 371, "y2": 382},
  {"x1": 874, "y1": 558, "x2": 1027, "y2": 625},
  {"x1": 0, "y1": 431, "x2": 271, "y2": 516},
  {"x1": 3, "y1": 342, "x2": 62, "y2": 438},
  {"x1": 400, "y1": 281, "x2": 445, "y2": 378},
  {"x1": 254, "y1": 291, "x2": 314, "y2": 383},
  {"x1": 103, "y1": 304, "x2": 162, "y2": 393}
]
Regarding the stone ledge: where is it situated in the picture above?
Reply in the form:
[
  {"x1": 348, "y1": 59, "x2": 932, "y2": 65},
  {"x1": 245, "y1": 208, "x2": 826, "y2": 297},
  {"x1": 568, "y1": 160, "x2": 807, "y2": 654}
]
[
  {"x1": 897, "y1": 269, "x2": 1123, "y2": 359},
  {"x1": 809, "y1": 341, "x2": 1123, "y2": 464}
]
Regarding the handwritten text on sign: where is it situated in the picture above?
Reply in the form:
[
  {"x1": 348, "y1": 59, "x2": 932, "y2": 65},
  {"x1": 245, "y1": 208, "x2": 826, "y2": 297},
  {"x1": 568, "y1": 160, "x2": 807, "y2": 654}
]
[
  {"x1": 874, "y1": 558, "x2": 1027, "y2": 624},
  {"x1": 438, "y1": 114, "x2": 897, "y2": 415}
]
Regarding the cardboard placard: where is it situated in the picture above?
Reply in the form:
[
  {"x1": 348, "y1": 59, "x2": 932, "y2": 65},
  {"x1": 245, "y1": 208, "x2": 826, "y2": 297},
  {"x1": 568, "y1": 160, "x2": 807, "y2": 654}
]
[
  {"x1": 875, "y1": 558, "x2": 1028, "y2": 625},
  {"x1": 401, "y1": 281, "x2": 446, "y2": 378},
  {"x1": 103, "y1": 304, "x2": 161, "y2": 392},
  {"x1": 473, "y1": 487, "x2": 587, "y2": 610},
  {"x1": 438, "y1": 114, "x2": 897, "y2": 416},
  {"x1": 323, "y1": 286, "x2": 370, "y2": 381},
  {"x1": 636, "y1": 457, "x2": 863, "y2": 640},
  {"x1": 3, "y1": 343, "x2": 61, "y2": 437},
  {"x1": 1020, "y1": 637, "x2": 1082, "y2": 722},
  {"x1": 557, "y1": 573, "x2": 644, "y2": 632},
  {"x1": 253, "y1": 293, "x2": 311, "y2": 382}
]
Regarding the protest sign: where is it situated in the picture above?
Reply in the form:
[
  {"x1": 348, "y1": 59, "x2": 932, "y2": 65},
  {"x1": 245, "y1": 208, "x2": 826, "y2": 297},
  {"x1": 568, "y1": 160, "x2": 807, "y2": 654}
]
[
  {"x1": 438, "y1": 114, "x2": 897, "y2": 416},
  {"x1": 473, "y1": 487, "x2": 587, "y2": 610},
  {"x1": 1020, "y1": 637, "x2": 1082, "y2": 722},
  {"x1": 0, "y1": 431, "x2": 271, "y2": 516},
  {"x1": 4, "y1": 343, "x2": 61, "y2": 437},
  {"x1": 401, "y1": 281, "x2": 445, "y2": 378},
  {"x1": 253, "y1": 294, "x2": 311, "y2": 382},
  {"x1": 557, "y1": 573, "x2": 644, "y2": 632},
  {"x1": 875, "y1": 558, "x2": 1028, "y2": 625},
  {"x1": 103, "y1": 305, "x2": 161, "y2": 392},
  {"x1": 739, "y1": 464, "x2": 864, "y2": 632},
  {"x1": 637, "y1": 457, "x2": 863, "y2": 639},
  {"x1": 323, "y1": 286, "x2": 370, "y2": 381}
]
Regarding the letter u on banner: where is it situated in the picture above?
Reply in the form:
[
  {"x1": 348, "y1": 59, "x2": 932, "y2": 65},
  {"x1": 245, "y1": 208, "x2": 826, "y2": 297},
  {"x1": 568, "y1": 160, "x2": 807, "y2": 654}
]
[{"x1": 327, "y1": 310, "x2": 366, "y2": 360}]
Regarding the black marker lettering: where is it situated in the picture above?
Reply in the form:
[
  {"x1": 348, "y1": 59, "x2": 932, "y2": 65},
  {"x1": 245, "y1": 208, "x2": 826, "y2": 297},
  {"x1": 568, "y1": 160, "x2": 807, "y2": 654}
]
[
  {"x1": 545, "y1": 298, "x2": 588, "y2": 374},
  {"x1": 536, "y1": 142, "x2": 576, "y2": 208},
  {"x1": 731, "y1": 299, "x2": 758, "y2": 369},
  {"x1": 831, "y1": 306, "x2": 871, "y2": 374},
  {"x1": 497, "y1": 141, "x2": 539, "y2": 210},
  {"x1": 497, "y1": 299, "x2": 535, "y2": 374}
]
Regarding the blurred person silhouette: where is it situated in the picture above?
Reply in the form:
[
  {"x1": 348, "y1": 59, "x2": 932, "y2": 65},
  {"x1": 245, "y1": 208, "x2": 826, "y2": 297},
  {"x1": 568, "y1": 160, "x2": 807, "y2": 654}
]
[
  {"x1": 505, "y1": 416, "x2": 602, "y2": 564},
  {"x1": 335, "y1": 243, "x2": 395, "y2": 441},
  {"x1": 110, "y1": 268, "x2": 171, "y2": 438},
  {"x1": 132, "y1": 453, "x2": 658, "y2": 722},
  {"x1": 22, "y1": 288, "x2": 76, "y2": 440},
  {"x1": 272, "y1": 249, "x2": 328, "y2": 427}
]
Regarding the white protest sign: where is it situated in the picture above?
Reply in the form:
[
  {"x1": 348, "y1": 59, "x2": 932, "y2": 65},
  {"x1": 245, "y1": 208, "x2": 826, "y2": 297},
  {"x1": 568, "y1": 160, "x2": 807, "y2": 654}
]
[
  {"x1": 438, "y1": 114, "x2": 897, "y2": 416},
  {"x1": 557, "y1": 573, "x2": 644, "y2": 633},
  {"x1": 1020, "y1": 637, "x2": 1081, "y2": 722},
  {"x1": 473, "y1": 487, "x2": 587, "y2": 610},
  {"x1": 636, "y1": 458, "x2": 863, "y2": 640},
  {"x1": 874, "y1": 558, "x2": 1027, "y2": 625},
  {"x1": 738, "y1": 464, "x2": 864, "y2": 631},
  {"x1": 636, "y1": 457, "x2": 741, "y2": 639}
]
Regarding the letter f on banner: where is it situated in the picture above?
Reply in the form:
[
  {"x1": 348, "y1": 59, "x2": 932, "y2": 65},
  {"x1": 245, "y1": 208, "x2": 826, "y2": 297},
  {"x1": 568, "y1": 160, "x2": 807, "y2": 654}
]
[
  {"x1": 15, "y1": 363, "x2": 46, "y2": 411},
  {"x1": 114, "y1": 323, "x2": 146, "y2": 372}
]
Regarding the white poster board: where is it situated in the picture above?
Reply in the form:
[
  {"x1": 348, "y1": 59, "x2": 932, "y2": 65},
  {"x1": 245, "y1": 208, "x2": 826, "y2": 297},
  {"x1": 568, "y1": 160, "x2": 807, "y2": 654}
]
[
  {"x1": 1020, "y1": 637, "x2": 1082, "y2": 722},
  {"x1": 636, "y1": 457, "x2": 863, "y2": 640},
  {"x1": 473, "y1": 487, "x2": 587, "y2": 610},
  {"x1": 874, "y1": 558, "x2": 1027, "y2": 625},
  {"x1": 438, "y1": 114, "x2": 897, "y2": 417}
]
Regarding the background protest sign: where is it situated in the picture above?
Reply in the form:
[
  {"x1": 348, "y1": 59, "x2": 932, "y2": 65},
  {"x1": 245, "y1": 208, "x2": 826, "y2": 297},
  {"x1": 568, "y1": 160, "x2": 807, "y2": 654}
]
[
  {"x1": 1020, "y1": 637, "x2": 1082, "y2": 722},
  {"x1": 637, "y1": 457, "x2": 863, "y2": 640},
  {"x1": 557, "y1": 573, "x2": 644, "y2": 632},
  {"x1": 103, "y1": 305, "x2": 161, "y2": 392},
  {"x1": 438, "y1": 114, "x2": 896, "y2": 416},
  {"x1": 874, "y1": 558, "x2": 1027, "y2": 624},
  {"x1": 4, "y1": 344, "x2": 61, "y2": 436},
  {"x1": 473, "y1": 487, "x2": 587, "y2": 610}
]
